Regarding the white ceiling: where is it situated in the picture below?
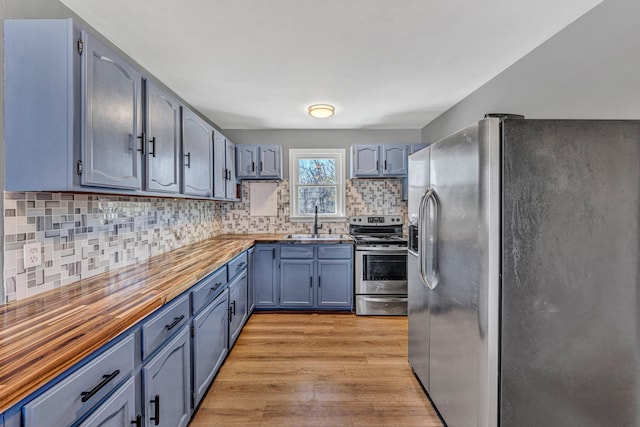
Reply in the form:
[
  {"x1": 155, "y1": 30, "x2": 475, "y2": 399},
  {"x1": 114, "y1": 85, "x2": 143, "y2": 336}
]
[{"x1": 60, "y1": 0, "x2": 601, "y2": 130}]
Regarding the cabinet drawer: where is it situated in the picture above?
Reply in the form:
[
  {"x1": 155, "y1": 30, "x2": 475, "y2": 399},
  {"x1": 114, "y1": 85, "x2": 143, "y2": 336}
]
[
  {"x1": 78, "y1": 376, "x2": 136, "y2": 427},
  {"x1": 228, "y1": 252, "x2": 248, "y2": 279},
  {"x1": 23, "y1": 334, "x2": 135, "y2": 427},
  {"x1": 142, "y1": 294, "x2": 190, "y2": 359},
  {"x1": 192, "y1": 266, "x2": 227, "y2": 314},
  {"x1": 318, "y1": 245, "x2": 352, "y2": 259},
  {"x1": 280, "y1": 245, "x2": 314, "y2": 259}
]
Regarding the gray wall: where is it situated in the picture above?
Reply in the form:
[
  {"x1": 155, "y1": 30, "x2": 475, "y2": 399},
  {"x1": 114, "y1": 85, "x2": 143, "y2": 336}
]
[
  {"x1": 421, "y1": 0, "x2": 640, "y2": 143},
  {"x1": 224, "y1": 129, "x2": 421, "y2": 179}
]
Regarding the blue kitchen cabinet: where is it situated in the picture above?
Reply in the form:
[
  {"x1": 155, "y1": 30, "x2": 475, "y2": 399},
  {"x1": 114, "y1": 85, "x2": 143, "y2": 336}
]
[
  {"x1": 228, "y1": 270, "x2": 249, "y2": 348},
  {"x1": 280, "y1": 259, "x2": 315, "y2": 308},
  {"x1": 145, "y1": 80, "x2": 181, "y2": 194},
  {"x1": 351, "y1": 145, "x2": 380, "y2": 177},
  {"x1": 181, "y1": 108, "x2": 213, "y2": 197},
  {"x1": 254, "y1": 245, "x2": 280, "y2": 308},
  {"x1": 143, "y1": 325, "x2": 191, "y2": 427},
  {"x1": 82, "y1": 30, "x2": 143, "y2": 190},
  {"x1": 351, "y1": 145, "x2": 408, "y2": 177},
  {"x1": 317, "y1": 260, "x2": 353, "y2": 308},
  {"x1": 236, "y1": 145, "x2": 282, "y2": 179},
  {"x1": 402, "y1": 143, "x2": 428, "y2": 200},
  {"x1": 77, "y1": 376, "x2": 138, "y2": 427},
  {"x1": 213, "y1": 130, "x2": 238, "y2": 200},
  {"x1": 192, "y1": 289, "x2": 229, "y2": 407},
  {"x1": 247, "y1": 248, "x2": 255, "y2": 315}
]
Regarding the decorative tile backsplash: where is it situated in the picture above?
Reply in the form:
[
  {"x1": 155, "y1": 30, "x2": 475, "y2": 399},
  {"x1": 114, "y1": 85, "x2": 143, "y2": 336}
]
[
  {"x1": 218, "y1": 179, "x2": 407, "y2": 234},
  {"x1": 3, "y1": 192, "x2": 222, "y2": 302},
  {"x1": 3, "y1": 179, "x2": 406, "y2": 303}
]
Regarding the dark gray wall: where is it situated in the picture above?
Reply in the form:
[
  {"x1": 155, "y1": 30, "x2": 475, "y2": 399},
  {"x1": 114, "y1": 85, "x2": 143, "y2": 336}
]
[
  {"x1": 421, "y1": 0, "x2": 640, "y2": 143},
  {"x1": 224, "y1": 129, "x2": 421, "y2": 179}
]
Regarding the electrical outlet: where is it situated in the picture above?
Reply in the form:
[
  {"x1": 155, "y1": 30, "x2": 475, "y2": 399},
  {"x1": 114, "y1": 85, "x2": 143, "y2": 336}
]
[{"x1": 23, "y1": 243, "x2": 42, "y2": 269}]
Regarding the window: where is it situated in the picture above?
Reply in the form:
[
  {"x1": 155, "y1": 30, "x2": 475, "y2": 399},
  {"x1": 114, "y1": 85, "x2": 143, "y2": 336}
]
[{"x1": 289, "y1": 149, "x2": 346, "y2": 221}]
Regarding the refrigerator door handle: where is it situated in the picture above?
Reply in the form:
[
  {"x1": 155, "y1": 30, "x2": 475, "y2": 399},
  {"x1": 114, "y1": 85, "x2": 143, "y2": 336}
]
[{"x1": 419, "y1": 189, "x2": 439, "y2": 289}]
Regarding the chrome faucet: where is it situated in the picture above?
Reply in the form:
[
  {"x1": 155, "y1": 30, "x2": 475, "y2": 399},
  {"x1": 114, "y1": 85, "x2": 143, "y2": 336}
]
[{"x1": 313, "y1": 205, "x2": 323, "y2": 235}]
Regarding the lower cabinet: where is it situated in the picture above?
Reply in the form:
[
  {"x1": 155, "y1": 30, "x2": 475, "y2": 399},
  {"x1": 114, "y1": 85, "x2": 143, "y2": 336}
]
[
  {"x1": 254, "y1": 245, "x2": 279, "y2": 308},
  {"x1": 228, "y1": 270, "x2": 248, "y2": 348},
  {"x1": 77, "y1": 377, "x2": 138, "y2": 427},
  {"x1": 192, "y1": 289, "x2": 229, "y2": 407},
  {"x1": 143, "y1": 326, "x2": 191, "y2": 427},
  {"x1": 276, "y1": 244, "x2": 353, "y2": 310}
]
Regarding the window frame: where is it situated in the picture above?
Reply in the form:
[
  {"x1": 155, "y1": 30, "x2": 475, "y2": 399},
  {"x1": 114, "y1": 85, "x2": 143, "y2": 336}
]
[{"x1": 289, "y1": 148, "x2": 346, "y2": 222}]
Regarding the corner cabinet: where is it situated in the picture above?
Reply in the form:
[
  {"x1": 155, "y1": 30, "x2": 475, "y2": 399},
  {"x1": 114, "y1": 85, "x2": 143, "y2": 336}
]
[
  {"x1": 236, "y1": 145, "x2": 282, "y2": 179},
  {"x1": 253, "y1": 245, "x2": 280, "y2": 308},
  {"x1": 351, "y1": 144, "x2": 408, "y2": 178}
]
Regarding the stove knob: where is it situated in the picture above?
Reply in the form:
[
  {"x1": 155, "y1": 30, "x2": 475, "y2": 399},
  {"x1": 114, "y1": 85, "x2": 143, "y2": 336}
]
[{"x1": 358, "y1": 218, "x2": 362, "y2": 222}]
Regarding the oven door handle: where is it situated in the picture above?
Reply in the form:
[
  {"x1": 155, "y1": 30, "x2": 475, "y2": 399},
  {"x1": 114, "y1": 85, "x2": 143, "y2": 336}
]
[
  {"x1": 355, "y1": 249, "x2": 408, "y2": 255},
  {"x1": 419, "y1": 188, "x2": 439, "y2": 290}
]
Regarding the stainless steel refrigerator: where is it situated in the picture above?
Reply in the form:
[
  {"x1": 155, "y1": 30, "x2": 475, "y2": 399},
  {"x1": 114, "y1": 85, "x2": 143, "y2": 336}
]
[{"x1": 407, "y1": 117, "x2": 640, "y2": 427}]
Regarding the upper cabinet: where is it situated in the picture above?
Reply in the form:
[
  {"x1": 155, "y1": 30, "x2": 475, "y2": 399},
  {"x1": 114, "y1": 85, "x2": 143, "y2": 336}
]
[
  {"x1": 351, "y1": 144, "x2": 408, "y2": 178},
  {"x1": 81, "y1": 31, "x2": 143, "y2": 190},
  {"x1": 236, "y1": 145, "x2": 282, "y2": 179},
  {"x1": 145, "y1": 81, "x2": 181, "y2": 194},
  {"x1": 182, "y1": 108, "x2": 213, "y2": 198},
  {"x1": 213, "y1": 130, "x2": 239, "y2": 200},
  {"x1": 5, "y1": 19, "x2": 231, "y2": 201}
]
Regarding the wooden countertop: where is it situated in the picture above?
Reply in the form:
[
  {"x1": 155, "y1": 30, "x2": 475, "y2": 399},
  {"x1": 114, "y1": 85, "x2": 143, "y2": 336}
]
[{"x1": 0, "y1": 233, "x2": 354, "y2": 413}]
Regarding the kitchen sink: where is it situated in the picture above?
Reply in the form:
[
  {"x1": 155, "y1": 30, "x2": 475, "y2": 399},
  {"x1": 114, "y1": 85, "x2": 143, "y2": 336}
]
[{"x1": 285, "y1": 234, "x2": 351, "y2": 240}]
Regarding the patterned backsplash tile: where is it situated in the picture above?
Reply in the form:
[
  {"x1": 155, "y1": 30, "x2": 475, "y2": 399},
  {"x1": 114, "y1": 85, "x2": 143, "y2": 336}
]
[{"x1": 3, "y1": 179, "x2": 406, "y2": 303}]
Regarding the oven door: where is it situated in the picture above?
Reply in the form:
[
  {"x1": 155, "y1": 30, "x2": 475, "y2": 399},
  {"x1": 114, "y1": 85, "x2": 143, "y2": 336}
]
[{"x1": 355, "y1": 248, "x2": 408, "y2": 294}]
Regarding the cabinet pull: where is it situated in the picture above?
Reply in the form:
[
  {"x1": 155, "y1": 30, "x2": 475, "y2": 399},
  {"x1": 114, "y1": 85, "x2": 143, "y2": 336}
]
[
  {"x1": 149, "y1": 137, "x2": 156, "y2": 158},
  {"x1": 236, "y1": 261, "x2": 246, "y2": 270},
  {"x1": 211, "y1": 282, "x2": 223, "y2": 292},
  {"x1": 131, "y1": 414, "x2": 142, "y2": 427},
  {"x1": 80, "y1": 369, "x2": 120, "y2": 402},
  {"x1": 310, "y1": 276, "x2": 313, "y2": 288},
  {"x1": 185, "y1": 152, "x2": 191, "y2": 168},
  {"x1": 252, "y1": 161, "x2": 255, "y2": 172},
  {"x1": 376, "y1": 160, "x2": 379, "y2": 170},
  {"x1": 260, "y1": 161, "x2": 263, "y2": 172},
  {"x1": 228, "y1": 306, "x2": 233, "y2": 322},
  {"x1": 272, "y1": 248, "x2": 275, "y2": 259},
  {"x1": 231, "y1": 300, "x2": 236, "y2": 316},
  {"x1": 165, "y1": 314, "x2": 185, "y2": 331},
  {"x1": 384, "y1": 159, "x2": 387, "y2": 170},
  {"x1": 137, "y1": 132, "x2": 146, "y2": 155},
  {"x1": 150, "y1": 394, "x2": 160, "y2": 426},
  {"x1": 223, "y1": 168, "x2": 227, "y2": 180}
]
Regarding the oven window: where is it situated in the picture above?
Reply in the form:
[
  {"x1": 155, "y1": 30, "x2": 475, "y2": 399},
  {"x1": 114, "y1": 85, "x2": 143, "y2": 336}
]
[{"x1": 363, "y1": 254, "x2": 407, "y2": 281}]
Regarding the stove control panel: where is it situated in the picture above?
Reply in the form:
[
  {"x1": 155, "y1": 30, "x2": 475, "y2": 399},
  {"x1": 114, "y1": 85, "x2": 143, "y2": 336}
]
[{"x1": 349, "y1": 215, "x2": 403, "y2": 226}]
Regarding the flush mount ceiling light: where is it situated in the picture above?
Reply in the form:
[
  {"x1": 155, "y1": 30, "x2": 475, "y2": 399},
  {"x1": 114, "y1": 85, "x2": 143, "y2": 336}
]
[{"x1": 308, "y1": 104, "x2": 335, "y2": 119}]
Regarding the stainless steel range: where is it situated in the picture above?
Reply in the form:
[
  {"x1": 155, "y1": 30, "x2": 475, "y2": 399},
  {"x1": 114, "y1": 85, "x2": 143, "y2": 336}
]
[{"x1": 350, "y1": 215, "x2": 408, "y2": 315}]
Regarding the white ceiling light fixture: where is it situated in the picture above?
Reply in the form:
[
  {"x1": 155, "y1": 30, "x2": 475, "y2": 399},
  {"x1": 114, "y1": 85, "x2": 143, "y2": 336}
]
[{"x1": 308, "y1": 104, "x2": 335, "y2": 119}]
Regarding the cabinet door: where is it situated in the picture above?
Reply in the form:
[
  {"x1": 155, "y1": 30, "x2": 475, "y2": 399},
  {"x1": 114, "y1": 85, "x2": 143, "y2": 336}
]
[
  {"x1": 236, "y1": 145, "x2": 257, "y2": 178},
  {"x1": 280, "y1": 260, "x2": 314, "y2": 308},
  {"x1": 258, "y1": 146, "x2": 281, "y2": 178},
  {"x1": 82, "y1": 31, "x2": 142, "y2": 190},
  {"x1": 143, "y1": 326, "x2": 191, "y2": 427},
  {"x1": 381, "y1": 145, "x2": 408, "y2": 176},
  {"x1": 182, "y1": 108, "x2": 213, "y2": 197},
  {"x1": 78, "y1": 377, "x2": 138, "y2": 427},
  {"x1": 254, "y1": 245, "x2": 279, "y2": 308},
  {"x1": 146, "y1": 81, "x2": 180, "y2": 193},
  {"x1": 193, "y1": 290, "x2": 228, "y2": 406},
  {"x1": 247, "y1": 248, "x2": 255, "y2": 314},
  {"x1": 317, "y1": 260, "x2": 353, "y2": 308},
  {"x1": 228, "y1": 270, "x2": 248, "y2": 348},
  {"x1": 225, "y1": 139, "x2": 237, "y2": 199},
  {"x1": 351, "y1": 145, "x2": 380, "y2": 177},
  {"x1": 212, "y1": 131, "x2": 227, "y2": 199}
]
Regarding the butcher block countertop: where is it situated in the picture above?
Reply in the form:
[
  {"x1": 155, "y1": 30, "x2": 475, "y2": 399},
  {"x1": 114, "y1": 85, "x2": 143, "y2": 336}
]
[{"x1": 0, "y1": 233, "x2": 354, "y2": 412}]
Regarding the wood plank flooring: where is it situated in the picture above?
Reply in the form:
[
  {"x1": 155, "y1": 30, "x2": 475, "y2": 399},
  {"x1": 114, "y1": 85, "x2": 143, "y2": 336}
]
[{"x1": 190, "y1": 313, "x2": 443, "y2": 427}]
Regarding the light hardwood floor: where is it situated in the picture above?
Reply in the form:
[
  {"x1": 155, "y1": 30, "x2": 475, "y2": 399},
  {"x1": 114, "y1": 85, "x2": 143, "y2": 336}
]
[{"x1": 190, "y1": 312, "x2": 443, "y2": 427}]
